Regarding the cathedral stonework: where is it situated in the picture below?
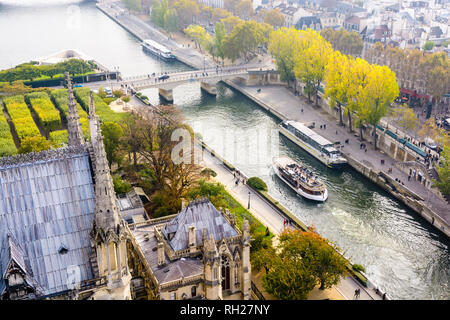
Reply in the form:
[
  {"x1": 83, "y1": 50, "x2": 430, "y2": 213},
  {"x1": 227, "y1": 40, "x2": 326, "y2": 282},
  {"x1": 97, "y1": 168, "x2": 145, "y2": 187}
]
[{"x1": 0, "y1": 75, "x2": 251, "y2": 300}]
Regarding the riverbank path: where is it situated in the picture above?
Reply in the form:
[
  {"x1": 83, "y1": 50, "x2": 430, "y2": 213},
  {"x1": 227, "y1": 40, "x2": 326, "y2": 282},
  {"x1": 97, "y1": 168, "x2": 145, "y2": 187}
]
[{"x1": 199, "y1": 142, "x2": 381, "y2": 301}]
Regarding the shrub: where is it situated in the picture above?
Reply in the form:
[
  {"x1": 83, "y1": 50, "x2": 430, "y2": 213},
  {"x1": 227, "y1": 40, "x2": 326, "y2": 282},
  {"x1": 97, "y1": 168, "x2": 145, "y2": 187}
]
[
  {"x1": 352, "y1": 264, "x2": 365, "y2": 273},
  {"x1": 201, "y1": 168, "x2": 217, "y2": 179},
  {"x1": 113, "y1": 89, "x2": 124, "y2": 98},
  {"x1": 26, "y1": 91, "x2": 62, "y2": 132},
  {"x1": 18, "y1": 136, "x2": 51, "y2": 154},
  {"x1": 102, "y1": 97, "x2": 116, "y2": 105},
  {"x1": 247, "y1": 177, "x2": 268, "y2": 191},
  {"x1": 49, "y1": 130, "x2": 68, "y2": 147},
  {"x1": 0, "y1": 108, "x2": 17, "y2": 157},
  {"x1": 113, "y1": 175, "x2": 132, "y2": 194},
  {"x1": 121, "y1": 96, "x2": 131, "y2": 103},
  {"x1": 3, "y1": 95, "x2": 41, "y2": 142}
]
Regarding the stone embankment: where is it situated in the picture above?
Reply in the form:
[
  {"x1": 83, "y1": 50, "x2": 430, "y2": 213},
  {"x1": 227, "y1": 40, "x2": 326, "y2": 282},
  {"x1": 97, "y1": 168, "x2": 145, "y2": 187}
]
[{"x1": 228, "y1": 83, "x2": 450, "y2": 239}]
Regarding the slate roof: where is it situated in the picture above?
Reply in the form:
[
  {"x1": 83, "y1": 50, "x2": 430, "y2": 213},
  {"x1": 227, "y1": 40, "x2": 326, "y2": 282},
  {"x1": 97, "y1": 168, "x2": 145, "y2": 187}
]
[
  {"x1": 295, "y1": 16, "x2": 322, "y2": 29},
  {"x1": 0, "y1": 148, "x2": 96, "y2": 297},
  {"x1": 162, "y1": 199, "x2": 238, "y2": 252},
  {"x1": 131, "y1": 224, "x2": 204, "y2": 285}
]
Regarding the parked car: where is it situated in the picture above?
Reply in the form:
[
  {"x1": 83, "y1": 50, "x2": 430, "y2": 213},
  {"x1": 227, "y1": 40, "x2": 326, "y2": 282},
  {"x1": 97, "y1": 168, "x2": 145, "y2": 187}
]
[
  {"x1": 74, "y1": 84, "x2": 83, "y2": 88},
  {"x1": 104, "y1": 86, "x2": 113, "y2": 97},
  {"x1": 424, "y1": 137, "x2": 437, "y2": 150},
  {"x1": 158, "y1": 74, "x2": 170, "y2": 80}
]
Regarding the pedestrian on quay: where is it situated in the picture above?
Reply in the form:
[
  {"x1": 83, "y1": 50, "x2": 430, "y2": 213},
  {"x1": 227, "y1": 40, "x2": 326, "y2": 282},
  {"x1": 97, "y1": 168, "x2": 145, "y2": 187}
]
[
  {"x1": 382, "y1": 293, "x2": 387, "y2": 300},
  {"x1": 320, "y1": 125, "x2": 323, "y2": 129},
  {"x1": 324, "y1": 124, "x2": 326, "y2": 129}
]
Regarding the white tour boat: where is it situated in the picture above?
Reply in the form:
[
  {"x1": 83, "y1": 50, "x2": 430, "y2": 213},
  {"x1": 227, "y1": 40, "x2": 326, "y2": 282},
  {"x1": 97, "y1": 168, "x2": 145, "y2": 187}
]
[{"x1": 273, "y1": 156, "x2": 328, "y2": 202}]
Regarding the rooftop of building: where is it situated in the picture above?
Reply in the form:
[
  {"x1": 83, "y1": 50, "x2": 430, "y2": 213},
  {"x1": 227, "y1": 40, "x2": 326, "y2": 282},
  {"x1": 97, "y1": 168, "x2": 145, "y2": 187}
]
[
  {"x1": 0, "y1": 147, "x2": 96, "y2": 297},
  {"x1": 162, "y1": 198, "x2": 239, "y2": 252},
  {"x1": 129, "y1": 198, "x2": 241, "y2": 286}
]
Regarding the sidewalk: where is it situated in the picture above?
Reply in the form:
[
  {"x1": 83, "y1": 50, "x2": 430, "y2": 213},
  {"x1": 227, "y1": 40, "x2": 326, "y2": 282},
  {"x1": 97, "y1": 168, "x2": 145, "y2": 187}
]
[
  {"x1": 233, "y1": 84, "x2": 450, "y2": 226},
  {"x1": 199, "y1": 142, "x2": 380, "y2": 300}
]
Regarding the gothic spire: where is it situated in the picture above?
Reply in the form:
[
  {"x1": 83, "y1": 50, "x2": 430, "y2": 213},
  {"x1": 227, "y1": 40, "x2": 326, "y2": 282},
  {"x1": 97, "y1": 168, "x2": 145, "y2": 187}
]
[
  {"x1": 90, "y1": 101, "x2": 122, "y2": 240},
  {"x1": 66, "y1": 72, "x2": 85, "y2": 147}
]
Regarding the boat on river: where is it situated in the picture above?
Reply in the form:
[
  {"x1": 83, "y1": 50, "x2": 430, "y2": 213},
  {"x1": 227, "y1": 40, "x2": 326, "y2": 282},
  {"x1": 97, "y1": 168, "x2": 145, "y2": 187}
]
[
  {"x1": 279, "y1": 120, "x2": 347, "y2": 169},
  {"x1": 141, "y1": 39, "x2": 175, "y2": 60},
  {"x1": 273, "y1": 156, "x2": 328, "y2": 202}
]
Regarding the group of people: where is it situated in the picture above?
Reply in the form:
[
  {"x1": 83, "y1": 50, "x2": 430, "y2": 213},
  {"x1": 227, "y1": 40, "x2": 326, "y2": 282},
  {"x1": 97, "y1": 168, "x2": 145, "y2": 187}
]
[{"x1": 233, "y1": 170, "x2": 246, "y2": 186}]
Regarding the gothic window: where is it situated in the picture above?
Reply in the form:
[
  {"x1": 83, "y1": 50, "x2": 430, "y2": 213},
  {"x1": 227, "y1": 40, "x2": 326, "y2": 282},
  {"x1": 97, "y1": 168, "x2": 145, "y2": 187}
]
[
  {"x1": 170, "y1": 291, "x2": 176, "y2": 300},
  {"x1": 191, "y1": 286, "x2": 197, "y2": 297},
  {"x1": 234, "y1": 262, "x2": 240, "y2": 285},
  {"x1": 108, "y1": 242, "x2": 117, "y2": 271},
  {"x1": 221, "y1": 255, "x2": 230, "y2": 291},
  {"x1": 213, "y1": 266, "x2": 218, "y2": 280}
]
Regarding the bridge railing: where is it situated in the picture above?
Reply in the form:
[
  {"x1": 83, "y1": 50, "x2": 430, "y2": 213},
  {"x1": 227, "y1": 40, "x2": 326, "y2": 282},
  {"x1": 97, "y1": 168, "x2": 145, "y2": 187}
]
[{"x1": 122, "y1": 67, "x2": 248, "y2": 82}]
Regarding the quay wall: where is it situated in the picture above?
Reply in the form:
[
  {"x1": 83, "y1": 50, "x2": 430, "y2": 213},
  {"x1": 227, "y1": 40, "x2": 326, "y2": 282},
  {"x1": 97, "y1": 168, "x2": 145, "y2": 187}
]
[{"x1": 226, "y1": 80, "x2": 450, "y2": 239}]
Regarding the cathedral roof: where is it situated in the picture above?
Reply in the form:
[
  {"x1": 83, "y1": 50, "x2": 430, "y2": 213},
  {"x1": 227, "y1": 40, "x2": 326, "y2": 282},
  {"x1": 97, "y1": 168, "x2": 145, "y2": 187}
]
[
  {"x1": 162, "y1": 199, "x2": 239, "y2": 252},
  {"x1": 0, "y1": 147, "x2": 96, "y2": 297},
  {"x1": 131, "y1": 223, "x2": 204, "y2": 286}
]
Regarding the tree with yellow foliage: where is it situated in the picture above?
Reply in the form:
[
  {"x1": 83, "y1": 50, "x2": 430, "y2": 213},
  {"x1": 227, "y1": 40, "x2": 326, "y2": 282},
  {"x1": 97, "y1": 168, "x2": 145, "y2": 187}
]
[
  {"x1": 324, "y1": 51, "x2": 353, "y2": 126},
  {"x1": 346, "y1": 57, "x2": 372, "y2": 134},
  {"x1": 269, "y1": 28, "x2": 303, "y2": 90},
  {"x1": 390, "y1": 104, "x2": 419, "y2": 136},
  {"x1": 184, "y1": 25, "x2": 210, "y2": 52},
  {"x1": 294, "y1": 29, "x2": 333, "y2": 106},
  {"x1": 357, "y1": 65, "x2": 399, "y2": 149}
]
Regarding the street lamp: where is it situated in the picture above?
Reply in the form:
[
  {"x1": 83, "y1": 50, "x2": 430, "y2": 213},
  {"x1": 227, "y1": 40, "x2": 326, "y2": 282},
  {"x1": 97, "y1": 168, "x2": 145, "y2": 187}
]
[{"x1": 248, "y1": 191, "x2": 251, "y2": 210}]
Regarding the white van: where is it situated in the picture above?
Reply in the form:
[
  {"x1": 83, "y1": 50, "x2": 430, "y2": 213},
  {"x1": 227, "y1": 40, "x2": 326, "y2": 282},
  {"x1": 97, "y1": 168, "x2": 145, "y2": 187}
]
[
  {"x1": 105, "y1": 86, "x2": 113, "y2": 97},
  {"x1": 424, "y1": 137, "x2": 437, "y2": 150}
]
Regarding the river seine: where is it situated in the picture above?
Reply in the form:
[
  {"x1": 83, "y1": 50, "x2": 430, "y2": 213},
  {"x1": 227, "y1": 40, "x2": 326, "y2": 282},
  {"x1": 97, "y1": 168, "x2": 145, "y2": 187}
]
[{"x1": 0, "y1": 0, "x2": 448, "y2": 299}]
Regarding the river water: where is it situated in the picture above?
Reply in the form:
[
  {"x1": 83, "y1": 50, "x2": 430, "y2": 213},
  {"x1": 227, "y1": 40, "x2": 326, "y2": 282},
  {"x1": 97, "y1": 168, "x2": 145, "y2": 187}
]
[{"x1": 0, "y1": 0, "x2": 448, "y2": 300}]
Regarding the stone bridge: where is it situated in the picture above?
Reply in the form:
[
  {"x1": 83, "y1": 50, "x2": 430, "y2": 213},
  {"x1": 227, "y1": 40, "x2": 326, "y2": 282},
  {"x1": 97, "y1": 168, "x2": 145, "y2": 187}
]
[{"x1": 121, "y1": 66, "x2": 249, "y2": 101}]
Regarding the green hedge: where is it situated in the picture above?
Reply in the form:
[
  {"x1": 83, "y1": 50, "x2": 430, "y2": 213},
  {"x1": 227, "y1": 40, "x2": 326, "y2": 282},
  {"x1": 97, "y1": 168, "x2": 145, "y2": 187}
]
[
  {"x1": 3, "y1": 95, "x2": 41, "y2": 142},
  {"x1": 25, "y1": 92, "x2": 61, "y2": 133},
  {"x1": 49, "y1": 130, "x2": 68, "y2": 147},
  {"x1": 50, "y1": 89, "x2": 90, "y2": 139},
  {"x1": 0, "y1": 106, "x2": 17, "y2": 157},
  {"x1": 247, "y1": 177, "x2": 268, "y2": 191}
]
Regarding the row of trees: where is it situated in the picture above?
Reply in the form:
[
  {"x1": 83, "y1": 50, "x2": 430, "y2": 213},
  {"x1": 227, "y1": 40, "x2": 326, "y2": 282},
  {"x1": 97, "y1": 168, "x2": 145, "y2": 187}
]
[
  {"x1": 365, "y1": 43, "x2": 449, "y2": 112},
  {"x1": 185, "y1": 20, "x2": 272, "y2": 62},
  {"x1": 320, "y1": 28, "x2": 364, "y2": 56},
  {"x1": 269, "y1": 28, "x2": 399, "y2": 149},
  {"x1": 150, "y1": 0, "x2": 285, "y2": 35},
  {"x1": 0, "y1": 59, "x2": 95, "y2": 83}
]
